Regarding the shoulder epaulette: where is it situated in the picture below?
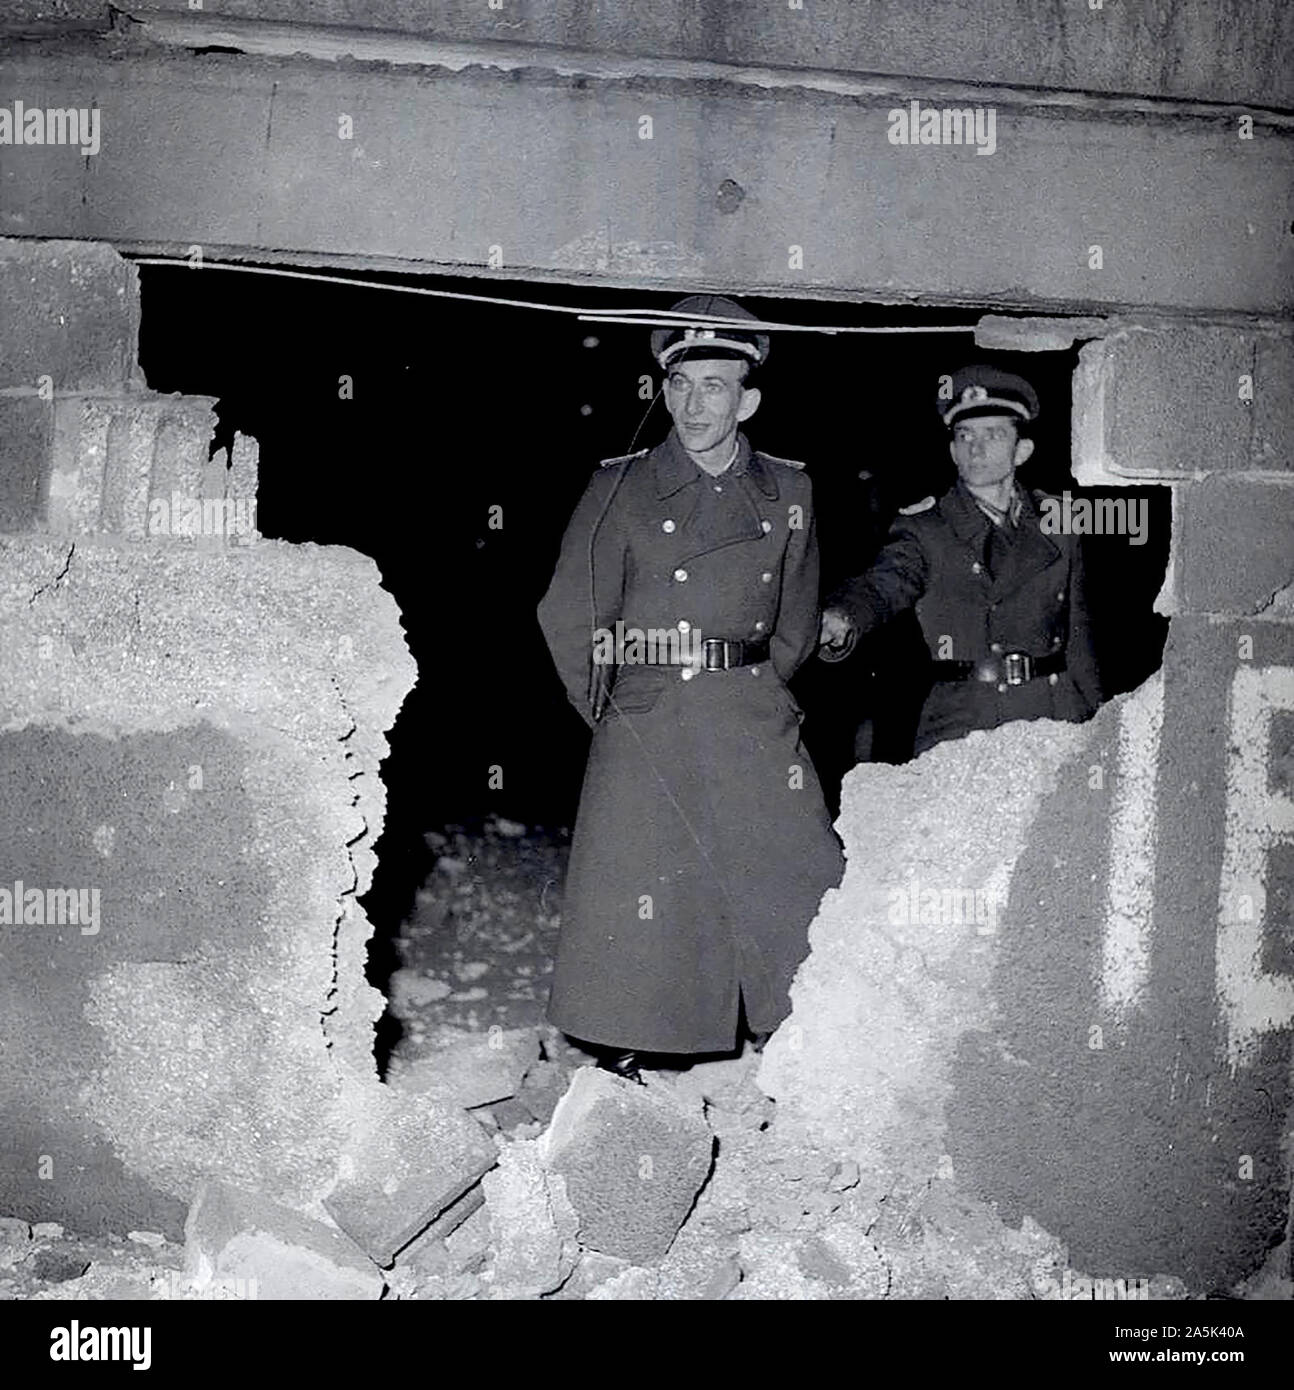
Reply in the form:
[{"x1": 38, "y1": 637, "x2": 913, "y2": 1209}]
[
  {"x1": 754, "y1": 451, "x2": 806, "y2": 472},
  {"x1": 898, "y1": 495, "x2": 937, "y2": 516},
  {"x1": 598, "y1": 449, "x2": 648, "y2": 469}
]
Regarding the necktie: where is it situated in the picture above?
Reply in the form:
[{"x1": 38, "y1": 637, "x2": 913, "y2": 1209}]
[{"x1": 985, "y1": 519, "x2": 1013, "y2": 580}]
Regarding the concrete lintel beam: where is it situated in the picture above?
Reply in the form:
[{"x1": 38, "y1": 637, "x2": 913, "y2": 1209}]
[{"x1": 1, "y1": 46, "x2": 1290, "y2": 315}]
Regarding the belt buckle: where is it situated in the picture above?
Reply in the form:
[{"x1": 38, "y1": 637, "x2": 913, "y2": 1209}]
[
  {"x1": 1003, "y1": 651, "x2": 1031, "y2": 686},
  {"x1": 702, "y1": 638, "x2": 729, "y2": 672}
]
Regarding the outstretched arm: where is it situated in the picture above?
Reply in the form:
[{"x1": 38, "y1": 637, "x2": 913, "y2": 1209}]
[{"x1": 819, "y1": 520, "x2": 931, "y2": 661}]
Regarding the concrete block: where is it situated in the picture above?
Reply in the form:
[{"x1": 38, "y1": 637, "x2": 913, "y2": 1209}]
[
  {"x1": 393, "y1": 1027, "x2": 540, "y2": 1109},
  {"x1": 323, "y1": 1086, "x2": 497, "y2": 1266},
  {"x1": 393, "y1": 1186, "x2": 485, "y2": 1278},
  {"x1": 1252, "y1": 336, "x2": 1294, "y2": 472},
  {"x1": 43, "y1": 393, "x2": 216, "y2": 538},
  {"x1": 480, "y1": 1139, "x2": 579, "y2": 1298},
  {"x1": 184, "y1": 1180, "x2": 383, "y2": 1300},
  {"x1": 541, "y1": 1068, "x2": 714, "y2": 1265},
  {"x1": 1103, "y1": 329, "x2": 1254, "y2": 478},
  {"x1": 47, "y1": 394, "x2": 109, "y2": 533},
  {"x1": 0, "y1": 239, "x2": 140, "y2": 391},
  {"x1": 146, "y1": 402, "x2": 217, "y2": 532},
  {"x1": 443, "y1": 1204, "x2": 491, "y2": 1272},
  {"x1": 224, "y1": 431, "x2": 261, "y2": 545},
  {"x1": 0, "y1": 395, "x2": 51, "y2": 531},
  {"x1": 101, "y1": 403, "x2": 159, "y2": 538},
  {"x1": 1177, "y1": 477, "x2": 1294, "y2": 614}
]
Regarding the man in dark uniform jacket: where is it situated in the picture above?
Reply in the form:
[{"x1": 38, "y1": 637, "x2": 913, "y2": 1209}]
[
  {"x1": 537, "y1": 296, "x2": 843, "y2": 1081},
  {"x1": 819, "y1": 365, "x2": 1102, "y2": 755}
]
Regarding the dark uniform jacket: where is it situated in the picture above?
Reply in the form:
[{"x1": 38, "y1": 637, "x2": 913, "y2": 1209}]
[
  {"x1": 829, "y1": 480, "x2": 1101, "y2": 754},
  {"x1": 537, "y1": 428, "x2": 843, "y2": 1054}
]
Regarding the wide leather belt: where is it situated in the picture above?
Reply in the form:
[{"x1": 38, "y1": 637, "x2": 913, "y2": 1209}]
[
  {"x1": 632, "y1": 637, "x2": 771, "y2": 671},
  {"x1": 930, "y1": 650, "x2": 1066, "y2": 686}
]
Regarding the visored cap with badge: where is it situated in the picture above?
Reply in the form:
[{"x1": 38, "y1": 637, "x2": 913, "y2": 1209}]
[
  {"x1": 651, "y1": 294, "x2": 770, "y2": 370},
  {"x1": 940, "y1": 365, "x2": 1040, "y2": 429}
]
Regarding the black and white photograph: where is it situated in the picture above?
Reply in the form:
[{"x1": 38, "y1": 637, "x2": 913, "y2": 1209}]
[{"x1": 0, "y1": 0, "x2": 1290, "y2": 1359}]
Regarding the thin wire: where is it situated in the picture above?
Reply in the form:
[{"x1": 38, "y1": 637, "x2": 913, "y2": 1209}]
[{"x1": 127, "y1": 256, "x2": 979, "y2": 335}]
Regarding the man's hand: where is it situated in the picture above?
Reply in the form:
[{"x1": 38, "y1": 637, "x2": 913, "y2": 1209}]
[{"x1": 818, "y1": 607, "x2": 854, "y2": 651}]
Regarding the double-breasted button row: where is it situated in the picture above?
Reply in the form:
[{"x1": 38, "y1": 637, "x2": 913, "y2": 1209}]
[{"x1": 661, "y1": 515, "x2": 774, "y2": 535}]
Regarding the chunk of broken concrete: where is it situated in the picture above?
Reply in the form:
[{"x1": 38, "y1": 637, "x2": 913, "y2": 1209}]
[
  {"x1": 516, "y1": 1058, "x2": 573, "y2": 1125},
  {"x1": 185, "y1": 1180, "x2": 383, "y2": 1300},
  {"x1": 585, "y1": 1264, "x2": 661, "y2": 1300},
  {"x1": 481, "y1": 1139, "x2": 579, "y2": 1298},
  {"x1": 392, "y1": 1028, "x2": 541, "y2": 1110},
  {"x1": 540, "y1": 1068, "x2": 714, "y2": 1265},
  {"x1": 323, "y1": 1084, "x2": 497, "y2": 1266},
  {"x1": 0, "y1": 1215, "x2": 32, "y2": 1269},
  {"x1": 28, "y1": 1250, "x2": 92, "y2": 1284}
]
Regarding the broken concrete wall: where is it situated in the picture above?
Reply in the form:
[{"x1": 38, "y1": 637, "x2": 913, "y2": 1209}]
[
  {"x1": 0, "y1": 238, "x2": 421, "y2": 1237},
  {"x1": 762, "y1": 318, "x2": 1294, "y2": 1292}
]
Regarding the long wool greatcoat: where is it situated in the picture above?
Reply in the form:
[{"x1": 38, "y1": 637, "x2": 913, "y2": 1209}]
[
  {"x1": 537, "y1": 429, "x2": 844, "y2": 1054},
  {"x1": 829, "y1": 480, "x2": 1102, "y2": 754}
]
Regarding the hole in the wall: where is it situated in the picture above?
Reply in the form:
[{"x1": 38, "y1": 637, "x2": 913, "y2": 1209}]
[{"x1": 135, "y1": 266, "x2": 1168, "y2": 1077}]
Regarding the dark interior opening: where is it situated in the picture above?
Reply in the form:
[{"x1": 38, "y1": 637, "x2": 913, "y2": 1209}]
[{"x1": 135, "y1": 262, "x2": 1170, "y2": 1069}]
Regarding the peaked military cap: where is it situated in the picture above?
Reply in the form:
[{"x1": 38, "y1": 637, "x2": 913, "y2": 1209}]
[
  {"x1": 940, "y1": 365, "x2": 1040, "y2": 428},
  {"x1": 651, "y1": 294, "x2": 770, "y2": 370}
]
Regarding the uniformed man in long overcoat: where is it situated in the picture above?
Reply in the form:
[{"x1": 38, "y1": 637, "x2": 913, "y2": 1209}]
[
  {"x1": 537, "y1": 296, "x2": 844, "y2": 1078},
  {"x1": 819, "y1": 366, "x2": 1102, "y2": 755}
]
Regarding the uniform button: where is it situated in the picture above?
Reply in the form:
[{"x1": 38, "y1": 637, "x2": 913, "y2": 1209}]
[
  {"x1": 680, "y1": 667, "x2": 695, "y2": 681},
  {"x1": 714, "y1": 484, "x2": 723, "y2": 493},
  {"x1": 761, "y1": 519, "x2": 772, "y2": 533},
  {"x1": 971, "y1": 562, "x2": 982, "y2": 574},
  {"x1": 1056, "y1": 590, "x2": 1064, "y2": 601},
  {"x1": 678, "y1": 620, "x2": 691, "y2": 633},
  {"x1": 674, "y1": 568, "x2": 688, "y2": 582},
  {"x1": 662, "y1": 519, "x2": 676, "y2": 533},
  {"x1": 750, "y1": 666, "x2": 761, "y2": 677},
  {"x1": 1049, "y1": 673, "x2": 1059, "y2": 686},
  {"x1": 754, "y1": 621, "x2": 766, "y2": 632},
  {"x1": 990, "y1": 642, "x2": 1003, "y2": 654},
  {"x1": 997, "y1": 682, "x2": 1008, "y2": 693},
  {"x1": 1052, "y1": 635, "x2": 1061, "y2": 646},
  {"x1": 760, "y1": 571, "x2": 773, "y2": 583}
]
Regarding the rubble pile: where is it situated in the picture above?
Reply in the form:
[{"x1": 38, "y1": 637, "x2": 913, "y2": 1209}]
[
  {"x1": 4, "y1": 790, "x2": 1287, "y2": 1302},
  {"x1": 1, "y1": 1034, "x2": 1241, "y2": 1302}
]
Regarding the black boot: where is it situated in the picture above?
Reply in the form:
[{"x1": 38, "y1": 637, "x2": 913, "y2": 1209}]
[
  {"x1": 597, "y1": 1048, "x2": 645, "y2": 1084},
  {"x1": 749, "y1": 1030, "x2": 772, "y2": 1054}
]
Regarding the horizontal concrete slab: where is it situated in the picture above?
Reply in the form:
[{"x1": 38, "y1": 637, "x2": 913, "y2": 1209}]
[
  {"x1": 120, "y1": 0, "x2": 1294, "y2": 110},
  {"x1": 0, "y1": 47, "x2": 1290, "y2": 314}
]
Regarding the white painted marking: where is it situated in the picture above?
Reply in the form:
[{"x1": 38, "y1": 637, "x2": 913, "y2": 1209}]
[
  {"x1": 1217, "y1": 665, "x2": 1294, "y2": 1069},
  {"x1": 1100, "y1": 672, "x2": 1164, "y2": 1017}
]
